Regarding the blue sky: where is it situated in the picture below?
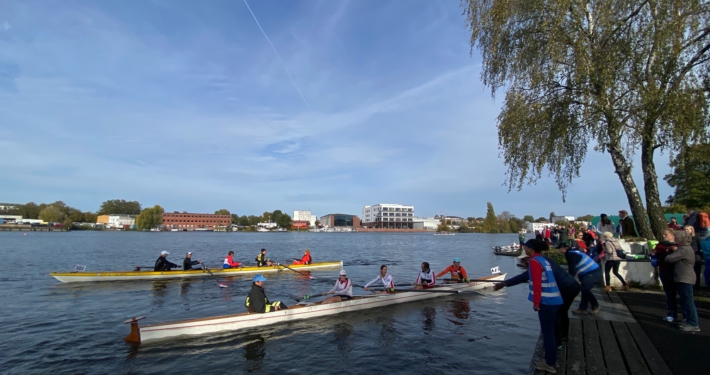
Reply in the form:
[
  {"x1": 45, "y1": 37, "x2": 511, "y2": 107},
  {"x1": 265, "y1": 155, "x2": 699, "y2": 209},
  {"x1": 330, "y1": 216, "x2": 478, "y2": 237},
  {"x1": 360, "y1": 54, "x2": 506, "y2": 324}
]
[{"x1": 0, "y1": 0, "x2": 674, "y2": 219}]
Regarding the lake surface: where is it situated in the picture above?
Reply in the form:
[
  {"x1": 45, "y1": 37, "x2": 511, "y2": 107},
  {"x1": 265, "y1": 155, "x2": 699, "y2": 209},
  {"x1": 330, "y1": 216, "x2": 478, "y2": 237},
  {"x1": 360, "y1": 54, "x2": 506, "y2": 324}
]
[{"x1": 0, "y1": 231, "x2": 539, "y2": 374}]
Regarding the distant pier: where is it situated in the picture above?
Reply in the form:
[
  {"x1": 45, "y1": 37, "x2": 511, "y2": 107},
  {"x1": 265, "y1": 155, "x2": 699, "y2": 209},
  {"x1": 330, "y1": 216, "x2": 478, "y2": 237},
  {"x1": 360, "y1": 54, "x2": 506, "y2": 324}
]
[{"x1": 0, "y1": 224, "x2": 66, "y2": 232}]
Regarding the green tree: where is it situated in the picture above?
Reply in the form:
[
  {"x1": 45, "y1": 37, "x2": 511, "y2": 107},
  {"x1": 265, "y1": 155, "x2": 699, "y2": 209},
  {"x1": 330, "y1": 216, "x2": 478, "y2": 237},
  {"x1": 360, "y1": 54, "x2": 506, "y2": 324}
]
[
  {"x1": 664, "y1": 143, "x2": 710, "y2": 209},
  {"x1": 523, "y1": 215, "x2": 535, "y2": 223},
  {"x1": 98, "y1": 199, "x2": 141, "y2": 215},
  {"x1": 536, "y1": 217, "x2": 548, "y2": 223},
  {"x1": 215, "y1": 209, "x2": 230, "y2": 215},
  {"x1": 463, "y1": 0, "x2": 710, "y2": 240},
  {"x1": 482, "y1": 202, "x2": 498, "y2": 233},
  {"x1": 39, "y1": 205, "x2": 65, "y2": 222},
  {"x1": 437, "y1": 220, "x2": 450, "y2": 232},
  {"x1": 239, "y1": 215, "x2": 251, "y2": 227},
  {"x1": 276, "y1": 212, "x2": 292, "y2": 229},
  {"x1": 262, "y1": 212, "x2": 272, "y2": 222},
  {"x1": 136, "y1": 205, "x2": 164, "y2": 230},
  {"x1": 62, "y1": 217, "x2": 74, "y2": 230},
  {"x1": 577, "y1": 214, "x2": 594, "y2": 222},
  {"x1": 271, "y1": 210, "x2": 283, "y2": 225},
  {"x1": 83, "y1": 212, "x2": 98, "y2": 223},
  {"x1": 230, "y1": 214, "x2": 239, "y2": 225}
]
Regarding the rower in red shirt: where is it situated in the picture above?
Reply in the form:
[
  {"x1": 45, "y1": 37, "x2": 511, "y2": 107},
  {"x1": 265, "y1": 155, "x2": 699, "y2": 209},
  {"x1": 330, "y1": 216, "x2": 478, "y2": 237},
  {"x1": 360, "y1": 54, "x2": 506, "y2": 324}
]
[
  {"x1": 223, "y1": 251, "x2": 242, "y2": 268},
  {"x1": 437, "y1": 257, "x2": 469, "y2": 283},
  {"x1": 293, "y1": 249, "x2": 312, "y2": 265}
]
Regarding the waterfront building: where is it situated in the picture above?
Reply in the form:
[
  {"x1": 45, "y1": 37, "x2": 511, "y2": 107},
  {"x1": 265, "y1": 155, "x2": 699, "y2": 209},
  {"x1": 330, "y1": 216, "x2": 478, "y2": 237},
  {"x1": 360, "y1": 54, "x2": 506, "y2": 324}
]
[
  {"x1": 96, "y1": 214, "x2": 136, "y2": 229},
  {"x1": 413, "y1": 217, "x2": 441, "y2": 231},
  {"x1": 361, "y1": 203, "x2": 414, "y2": 229},
  {"x1": 161, "y1": 212, "x2": 230, "y2": 231},
  {"x1": 0, "y1": 202, "x2": 20, "y2": 211},
  {"x1": 527, "y1": 221, "x2": 555, "y2": 233},
  {"x1": 0, "y1": 215, "x2": 22, "y2": 223},
  {"x1": 320, "y1": 214, "x2": 360, "y2": 229},
  {"x1": 551, "y1": 215, "x2": 575, "y2": 223},
  {"x1": 293, "y1": 210, "x2": 317, "y2": 227}
]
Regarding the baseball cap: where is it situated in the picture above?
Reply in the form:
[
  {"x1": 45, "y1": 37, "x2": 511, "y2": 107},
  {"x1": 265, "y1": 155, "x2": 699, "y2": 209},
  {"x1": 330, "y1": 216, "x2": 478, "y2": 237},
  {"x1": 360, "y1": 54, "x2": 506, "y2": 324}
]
[
  {"x1": 161, "y1": 251, "x2": 169, "y2": 255},
  {"x1": 453, "y1": 257, "x2": 461, "y2": 262},
  {"x1": 252, "y1": 274, "x2": 267, "y2": 282},
  {"x1": 339, "y1": 270, "x2": 347, "y2": 276},
  {"x1": 186, "y1": 252, "x2": 192, "y2": 255}
]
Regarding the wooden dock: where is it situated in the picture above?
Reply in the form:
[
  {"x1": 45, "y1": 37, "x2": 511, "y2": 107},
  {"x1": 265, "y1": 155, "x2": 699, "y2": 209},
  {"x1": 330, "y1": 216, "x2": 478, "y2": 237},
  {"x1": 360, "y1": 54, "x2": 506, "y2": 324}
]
[
  {"x1": 0, "y1": 224, "x2": 66, "y2": 232},
  {"x1": 529, "y1": 288, "x2": 673, "y2": 375}
]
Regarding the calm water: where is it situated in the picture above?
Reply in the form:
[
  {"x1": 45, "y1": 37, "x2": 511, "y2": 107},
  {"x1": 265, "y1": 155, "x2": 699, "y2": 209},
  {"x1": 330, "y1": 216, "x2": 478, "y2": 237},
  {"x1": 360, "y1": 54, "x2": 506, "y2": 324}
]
[{"x1": 1, "y1": 231, "x2": 538, "y2": 374}]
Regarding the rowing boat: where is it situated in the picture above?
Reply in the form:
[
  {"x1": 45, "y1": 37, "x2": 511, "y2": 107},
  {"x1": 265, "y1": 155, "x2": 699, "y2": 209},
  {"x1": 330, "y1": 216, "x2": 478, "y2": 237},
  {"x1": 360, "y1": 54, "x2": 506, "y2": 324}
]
[
  {"x1": 50, "y1": 261, "x2": 343, "y2": 283},
  {"x1": 124, "y1": 273, "x2": 506, "y2": 344}
]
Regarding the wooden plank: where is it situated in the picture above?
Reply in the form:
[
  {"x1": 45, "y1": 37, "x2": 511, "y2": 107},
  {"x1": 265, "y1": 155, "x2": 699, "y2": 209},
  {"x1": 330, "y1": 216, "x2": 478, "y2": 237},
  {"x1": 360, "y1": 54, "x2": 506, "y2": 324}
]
[
  {"x1": 626, "y1": 323, "x2": 673, "y2": 375},
  {"x1": 607, "y1": 291, "x2": 624, "y2": 305},
  {"x1": 557, "y1": 336, "x2": 567, "y2": 375},
  {"x1": 527, "y1": 334, "x2": 546, "y2": 375},
  {"x1": 582, "y1": 319, "x2": 606, "y2": 375},
  {"x1": 601, "y1": 290, "x2": 613, "y2": 304},
  {"x1": 566, "y1": 319, "x2": 585, "y2": 375},
  {"x1": 612, "y1": 321, "x2": 652, "y2": 375},
  {"x1": 597, "y1": 320, "x2": 628, "y2": 375}
]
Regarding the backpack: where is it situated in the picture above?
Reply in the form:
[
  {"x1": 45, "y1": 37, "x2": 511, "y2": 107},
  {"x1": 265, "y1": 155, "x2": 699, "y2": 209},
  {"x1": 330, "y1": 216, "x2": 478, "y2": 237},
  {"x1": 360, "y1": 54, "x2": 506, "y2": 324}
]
[{"x1": 699, "y1": 212, "x2": 710, "y2": 229}]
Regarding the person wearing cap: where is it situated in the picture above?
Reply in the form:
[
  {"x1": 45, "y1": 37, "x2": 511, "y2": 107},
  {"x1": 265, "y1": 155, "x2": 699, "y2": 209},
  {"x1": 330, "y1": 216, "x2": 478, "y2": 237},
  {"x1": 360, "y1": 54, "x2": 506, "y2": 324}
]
[
  {"x1": 154, "y1": 251, "x2": 179, "y2": 271},
  {"x1": 494, "y1": 238, "x2": 563, "y2": 373},
  {"x1": 413, "y1": 262, "x2": 436, "y2": 289},
  {"x1": 223, "y1": 250, "x2": 242, "y2": 269},
  {"x1": 293, "y1": 249, "x2": 312, "y2": 265},
  {"x1": 364, "y1": 265, "x2": 395, "y2": 294},
  {"x1": 255, "y1": 248, "x2": 274, "y2": 267},
  {"x1": 494, "y1": 239, "x2": 580, "y2": 353},
  {"x1": 557, "y1": 242, "x2": 602, "y2": 315},
  {"x1": 245, "y1": 274, "x2": 287, "y2": 313},
  {"x1": 618, "y1": 210, "x2": 639, "y2": 238},
  {"x1": 183, "y1": 252, "x2": 202, "y2": 270},
  {"x1": 437, "y1": 258, "x2": 469, "y2": 283},
  {"x1": 321, "y1": 270, "x2": 353, "y2": 304}
]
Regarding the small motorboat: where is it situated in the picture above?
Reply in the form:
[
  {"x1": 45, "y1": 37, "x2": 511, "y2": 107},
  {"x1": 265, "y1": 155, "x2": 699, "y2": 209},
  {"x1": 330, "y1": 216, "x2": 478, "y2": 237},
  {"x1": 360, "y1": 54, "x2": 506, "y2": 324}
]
[{"x1": 492, "y1": 242, "x2": 522, "y2": 256}]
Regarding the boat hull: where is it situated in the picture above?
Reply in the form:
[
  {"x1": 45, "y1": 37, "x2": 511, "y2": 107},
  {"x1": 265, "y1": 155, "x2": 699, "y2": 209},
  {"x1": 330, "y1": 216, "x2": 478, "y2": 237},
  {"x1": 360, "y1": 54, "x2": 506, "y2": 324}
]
[
  {"x1": 51, "y1": 261, "x2": 343, "y2": 283},
  {"x1": 130, "y1": 273, "x2": 506, "y2": 343}
]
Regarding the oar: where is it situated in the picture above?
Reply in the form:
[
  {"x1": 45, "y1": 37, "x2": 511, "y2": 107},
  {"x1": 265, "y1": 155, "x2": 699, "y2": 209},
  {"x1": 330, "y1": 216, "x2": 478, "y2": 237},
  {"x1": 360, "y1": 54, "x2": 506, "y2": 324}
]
[
  {"x1": 277, "y1": 263, "x2": 316, "y2": 279},
  {"x1": 292, "y1": 292, "x2": 327, "y2": 302},
  {"x1": 365, "y1": 287, "x2": 461, "y2": 294},
  {"x1": 354, "y1": 283, "x2": 412, "y2": 289},
  {"x1": 203, "y1": 265, "x2": 228, "y2": 288},
  {"x1": 133, "y1": 265, "x2": 182, "y2": 271}
]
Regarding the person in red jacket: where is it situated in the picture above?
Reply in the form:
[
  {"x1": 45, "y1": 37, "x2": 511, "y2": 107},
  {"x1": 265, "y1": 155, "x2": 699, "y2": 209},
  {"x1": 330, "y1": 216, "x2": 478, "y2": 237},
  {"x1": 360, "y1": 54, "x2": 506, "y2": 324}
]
[
  {"x1": 437, "y1": 258, "x2": 469, "y2": 283},
  {"x1": 293, "y1": 249, "x2": 312, "y2": 265},
  {"x1": 574, "y1": 232, "x2": 588, "y2": 252},
  {"x1": 223, "y1": 251, "x2": 242, "y2": 268}
]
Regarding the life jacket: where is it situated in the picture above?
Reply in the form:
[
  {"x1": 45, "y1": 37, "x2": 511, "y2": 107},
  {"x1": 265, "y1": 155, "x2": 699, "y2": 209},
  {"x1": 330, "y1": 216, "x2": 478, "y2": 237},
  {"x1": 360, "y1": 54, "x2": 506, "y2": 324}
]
[
  {"x1": 699, "y1": 212, "x2": 710, "y2": 229},
  {"x1": 568, "y1": 250, "x2": 600, "y2": 276},
  {"x1": 527, "y1": 256, "x2": 563, "y2": 305},
  {"x1": 255, "y1": 253, "x2": 267, "y2": 266}
]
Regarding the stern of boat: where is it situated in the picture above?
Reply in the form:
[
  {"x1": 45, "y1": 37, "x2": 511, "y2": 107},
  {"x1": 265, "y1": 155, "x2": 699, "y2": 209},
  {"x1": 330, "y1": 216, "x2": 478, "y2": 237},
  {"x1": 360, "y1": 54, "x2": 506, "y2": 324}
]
[{"x1": 123, "y1": 316, "x2": 145, "y2": 344}]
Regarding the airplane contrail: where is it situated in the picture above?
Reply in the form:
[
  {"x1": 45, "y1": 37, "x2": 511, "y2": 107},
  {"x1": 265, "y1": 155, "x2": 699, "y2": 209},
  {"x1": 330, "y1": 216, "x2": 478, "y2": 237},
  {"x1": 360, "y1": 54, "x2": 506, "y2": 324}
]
[{"x1": 243, "y1": 0, "x2": 313, "y2": 113}]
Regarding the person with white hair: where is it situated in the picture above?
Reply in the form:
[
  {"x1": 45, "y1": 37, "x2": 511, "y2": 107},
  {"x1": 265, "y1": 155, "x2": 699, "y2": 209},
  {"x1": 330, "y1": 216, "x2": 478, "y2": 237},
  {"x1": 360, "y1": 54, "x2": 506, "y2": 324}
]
[
  {"x1": 321, "y1": 269, "x2": 353, "y2": 304},
  {"x1": 601, "y1": 232, "x2": 628, "y2": 291},
  {"x1": 154, "y1": 251, "x2": 179, "y2": 271}
]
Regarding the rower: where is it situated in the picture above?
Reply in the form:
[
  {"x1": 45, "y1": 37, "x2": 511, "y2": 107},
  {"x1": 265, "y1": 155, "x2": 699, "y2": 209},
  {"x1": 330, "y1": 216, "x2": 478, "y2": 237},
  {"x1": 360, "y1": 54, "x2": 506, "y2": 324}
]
[
  {"x1": 183, "y1": 252, "x2": 202, "y2": 270},
  {"x1": 364, "y1": 265, "x2": 395, "y2": 293},
  {"x1": 255, "y1": 248, "x2": 274, "y2": 267},
  {"x1": 321, "y1": 270, "x2": 353, "y2": 304},
  {"x1": 293, "y1": 249, "x2": 312, "y2": 265},
  {"x1": 154, "y1": 251, "x2": 179, "y2": 271},
  {"x1": 223, "y1": 250, "x2": 242, "y2": 268},
  {"x1": 245, "y1": 274, "x2": 288, "y2": 313},
  {"x1": 414, "y1": 262, "x2": 436, "y2": 289},
  {"x1": 436, "y1": 257, "x2": 469, "y2": 283}
]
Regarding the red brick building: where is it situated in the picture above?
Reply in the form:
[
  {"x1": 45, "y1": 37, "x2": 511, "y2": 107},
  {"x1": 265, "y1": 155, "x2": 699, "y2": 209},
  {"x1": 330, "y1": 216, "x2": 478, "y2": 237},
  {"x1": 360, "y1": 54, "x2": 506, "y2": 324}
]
[
  {"x1": 162, "y1": 213, "x2": 231, "y2": 230},
  {"x1": 291, "y1": 220, "x2": 310, "y2": 229}
]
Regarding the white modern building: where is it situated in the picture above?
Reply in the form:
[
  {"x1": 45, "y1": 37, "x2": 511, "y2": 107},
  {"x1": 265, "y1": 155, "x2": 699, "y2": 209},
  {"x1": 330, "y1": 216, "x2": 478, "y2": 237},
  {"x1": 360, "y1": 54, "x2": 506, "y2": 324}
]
[
  {"x1": 413, "y1": 217, "x2": 441, "y2": 231},
  {"x1": 102, "y1": 215, "x2": 136, "y2": 229},
  {"x1": 293, "y1": 210, "x2": 317, "y2": 227},
  {"x1": 551, "y1": 215, "x2": 575, "y2": 223},
  {"x1": 527, "y1": 222, "x2": 556, "y2": 233},
  {"x1": 362, "y1": 203, "x2": 415, "y2": 229}
]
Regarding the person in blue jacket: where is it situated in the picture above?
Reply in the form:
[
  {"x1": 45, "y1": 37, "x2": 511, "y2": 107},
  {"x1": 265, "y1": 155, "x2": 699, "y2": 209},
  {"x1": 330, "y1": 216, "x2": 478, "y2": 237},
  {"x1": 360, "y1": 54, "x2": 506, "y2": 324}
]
[
  {"x1": 495, "y1": 239, "x2": 580, "y2": 349},
  {"x1": 557, "y1": 242, "x2": 602, "y2": 314},
  {"x1": 494, "y1": 239, "x2": 563, "y2": 373},
  {"x1": 701, "y1": 236, "x2": 710, "y2": 288}
]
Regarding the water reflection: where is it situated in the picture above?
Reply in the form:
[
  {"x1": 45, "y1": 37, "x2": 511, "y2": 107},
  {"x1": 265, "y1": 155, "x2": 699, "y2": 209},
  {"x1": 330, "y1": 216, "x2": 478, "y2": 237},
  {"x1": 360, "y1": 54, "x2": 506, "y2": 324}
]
[
  {"x1": 422, "y1": 306, "x2": 436, "y2": 332},
  {"x1": 375, "y1": 316, "x2": 398, "y2": 348},
  {"x1": 332, "y1": 323, "x2": 354, "y2": 355},
  {"x1": 446, "y1": 299, "x2": 471, "y2": 325},
  {"x1": 151, "y1": 281, "x2": 169, "y2": 308},
  {"x1": 243, "y1": 335, "x2": 267, "y2": 372}
]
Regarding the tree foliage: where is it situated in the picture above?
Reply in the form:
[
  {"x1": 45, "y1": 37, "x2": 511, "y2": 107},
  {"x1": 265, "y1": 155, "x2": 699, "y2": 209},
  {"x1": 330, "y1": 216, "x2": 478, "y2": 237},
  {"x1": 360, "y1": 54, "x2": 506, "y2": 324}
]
[
  {"x1": 39, "y1": 205, "x2": 64, "y2": 222},
  {"x1": 482, "y1": 202, "x2": 498, "y2": 233},
  {"x1": 523, "y1": 215, "x2": 535, "y2": 223},
  {"x1": 215, "y1": 209, "x2": 230, "y2": 215},
  {"x1": 136, "y1": 205, "x2": 164, "y2": 230},
  {"x1": 664, "y1": 143, "x2": 710, "y2": 209},
  {"x1": 98, "y1": 199, "x2": 141, "y2": 215},
  {"x1": 463, "y1": 0, "x2": 710, "y2": 240}
]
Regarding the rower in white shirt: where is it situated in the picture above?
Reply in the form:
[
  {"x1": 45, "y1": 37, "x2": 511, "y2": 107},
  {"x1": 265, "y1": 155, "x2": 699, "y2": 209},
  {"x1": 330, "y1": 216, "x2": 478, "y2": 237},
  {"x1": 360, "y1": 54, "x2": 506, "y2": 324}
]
[
  {"x1": 414, "y1": 262, "x2": 436, "y2": 289},
  {"x1": 321, "y1": 270, "x2": 353, "y2": 304},
  {"x1": 363, "y1": 265, "x2": 395, "y2": 294}
]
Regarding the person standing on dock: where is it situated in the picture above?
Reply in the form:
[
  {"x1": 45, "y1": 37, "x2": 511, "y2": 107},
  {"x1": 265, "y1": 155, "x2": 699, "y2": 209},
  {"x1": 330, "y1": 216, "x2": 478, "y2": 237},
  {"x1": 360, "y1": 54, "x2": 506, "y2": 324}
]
[
  {"x1": 223, "y1": 251, "x2": 242, "y2": 268},
  {"x1": 363, "y1": 265, "x2": 395, "y2": 293},
  {"x1": 255, "y1": 248, "x2": 274, "y2": 267},
  {"x1": 245, "y1": 274, "x2": 287, "y2": 313},
  {"x1": 501, "y1": 239, "x2": 563, "y2": 372},
  {"x1": 557, "y1": 243, "x2": 602, "y2": 314},
  {"x1": 183, "y1": 252, "x2": 201, "y2": 270},
  {"x1": 436, "y1": 258, "x2": 469, "y2": 283},
  {"x1": 494, "y1": 239, "x2": 580, "y2": 351},
  {"x1": 154, "y1": 251, "x2": 179, "y2": 271},
  {"x1": 664, "y1": 230, "x2": 701, "y2": 332},
  {"x1": 413, "y1": 262, "x2": 436, "y2": 290}
]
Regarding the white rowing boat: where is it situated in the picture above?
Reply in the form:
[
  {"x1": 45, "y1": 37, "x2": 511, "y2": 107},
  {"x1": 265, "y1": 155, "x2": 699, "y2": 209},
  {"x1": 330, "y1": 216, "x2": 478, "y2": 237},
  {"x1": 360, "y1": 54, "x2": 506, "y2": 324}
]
[
  {"x1": 51, "y1": 261, "x2": 342, "y2": 283},
  {"x1": 124, "y1": 273, "x2": 506, "y2": 344}
]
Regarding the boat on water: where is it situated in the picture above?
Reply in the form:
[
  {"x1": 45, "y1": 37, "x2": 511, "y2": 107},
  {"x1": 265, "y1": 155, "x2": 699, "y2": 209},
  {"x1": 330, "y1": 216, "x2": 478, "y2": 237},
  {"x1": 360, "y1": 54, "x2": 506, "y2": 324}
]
[
  {"x1": 50, "y1": 261, "x2": 342, "y2": 283},
  {"x1": 492, "y1": 242, "x2": 522, "y2": 256},
  {"x1": 124, "y1": 273, "x2": 506, "y2": 344}
]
